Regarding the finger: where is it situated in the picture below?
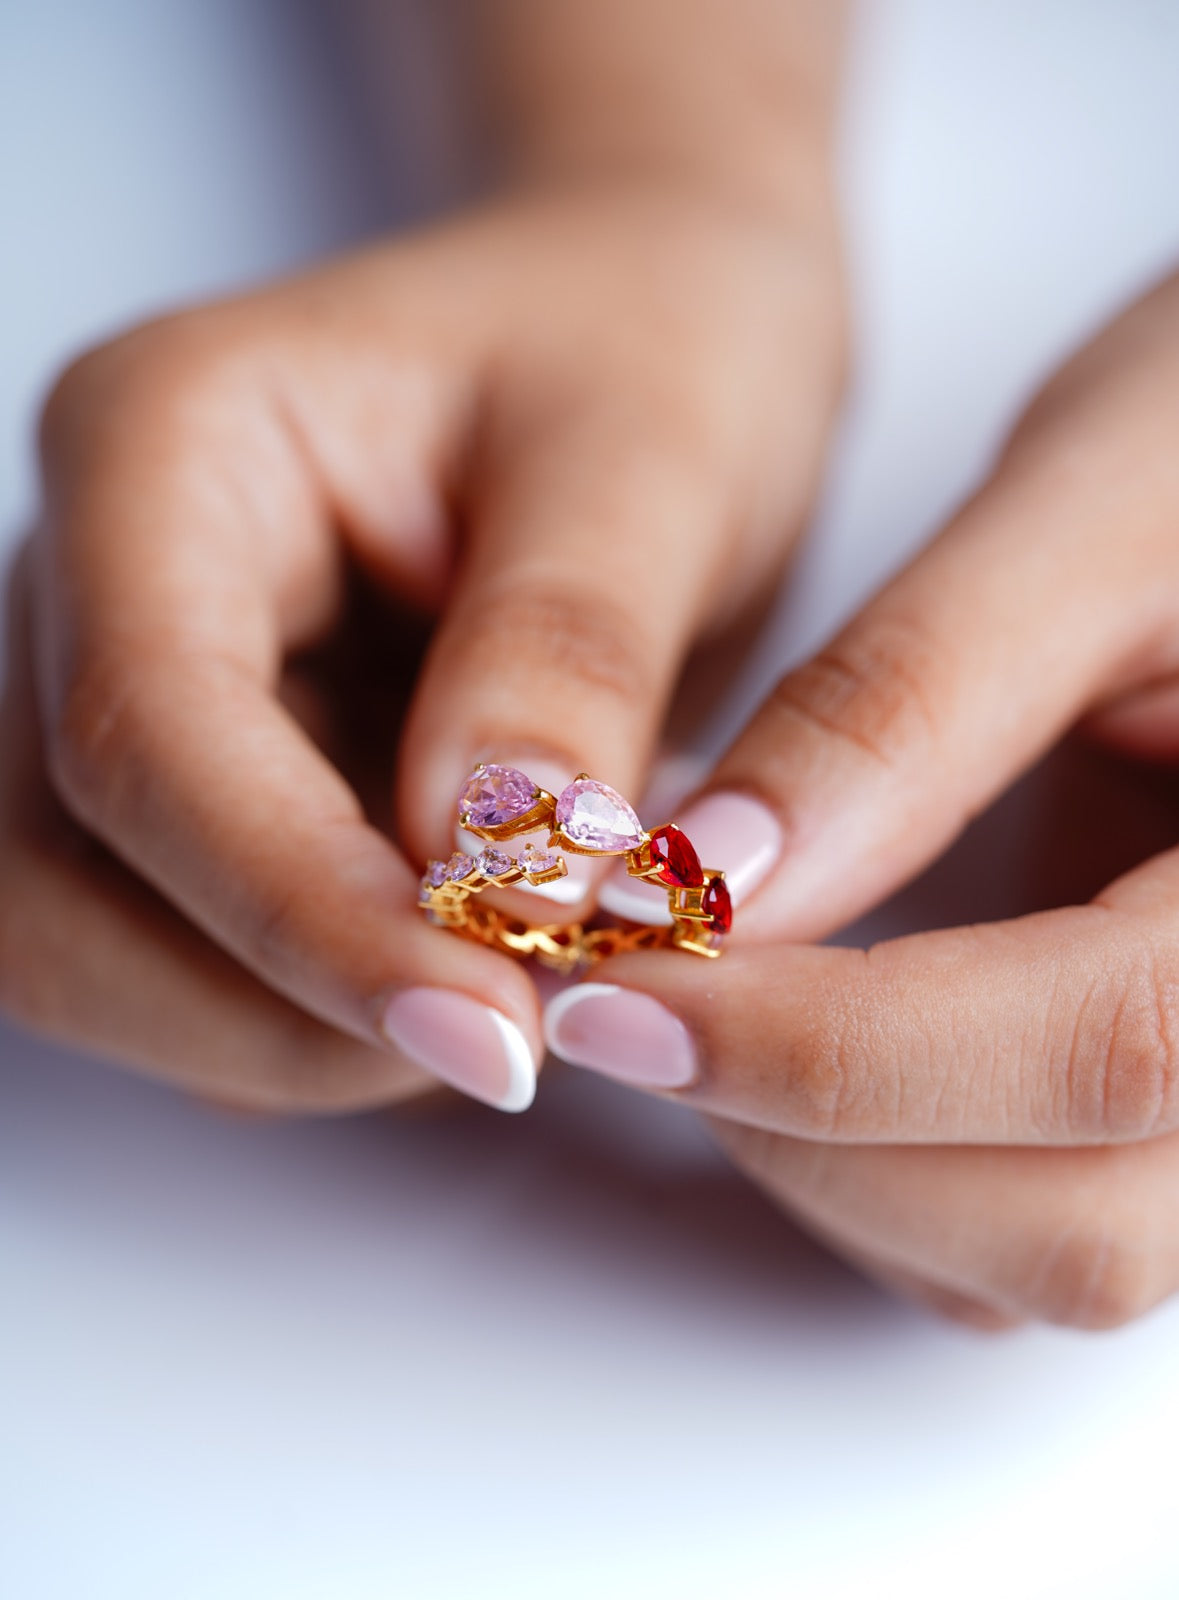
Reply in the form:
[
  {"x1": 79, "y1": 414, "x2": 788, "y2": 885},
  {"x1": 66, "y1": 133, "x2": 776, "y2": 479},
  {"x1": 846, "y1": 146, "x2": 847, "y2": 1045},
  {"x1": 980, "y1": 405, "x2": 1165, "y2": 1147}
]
[
  {"x1": 714, "y1": 1119, "x2": 1179, "y2": 1330},
  {"x1": 811, "y1": 1229, "x2": 1020, "y2": 1333},
  {"x1": 3, "y1": 797, "x2": 436, "y2": 1116},
  {"x1": 396, "y1": 400, "x2": 754, "y2": 908},
  {"x1": 603, "y1": 274, "x2": 1179, "y2": 939},
  {"x1": 32, "y1": 329, "x2": 542, "y2": 1111},
  {"x1": 544, "y1": 845, "x2": 1179, "y2": 1143},
  {"x1": 2, "y1": 543, "x2": 476, "y2": 1113},
  {"x1": 708, "y1": 1111, "x2": 1020, "y2": 1328}
]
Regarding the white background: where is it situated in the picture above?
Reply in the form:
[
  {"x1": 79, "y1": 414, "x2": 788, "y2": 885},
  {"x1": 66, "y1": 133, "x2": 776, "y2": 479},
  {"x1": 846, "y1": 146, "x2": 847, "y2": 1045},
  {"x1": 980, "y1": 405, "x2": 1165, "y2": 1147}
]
[{"x1": 3, "y1": 3, "x2": 1179, "y2": 1596}]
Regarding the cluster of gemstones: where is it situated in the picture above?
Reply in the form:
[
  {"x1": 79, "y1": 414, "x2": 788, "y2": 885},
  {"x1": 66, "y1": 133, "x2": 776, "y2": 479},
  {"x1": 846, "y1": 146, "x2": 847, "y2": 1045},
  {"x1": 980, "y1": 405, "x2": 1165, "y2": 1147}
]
[
  {"x1": 417, "y1": 763, "x2": 731, "y2": 954},
  {"x1": 418, "y1": 841, "x2": 566, "y2": 907}
]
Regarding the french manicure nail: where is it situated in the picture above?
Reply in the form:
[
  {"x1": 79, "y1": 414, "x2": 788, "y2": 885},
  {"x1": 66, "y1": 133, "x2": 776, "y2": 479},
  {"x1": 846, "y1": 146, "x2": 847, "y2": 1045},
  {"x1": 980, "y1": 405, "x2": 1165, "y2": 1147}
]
[
  {"x1": 544, "y1": 982, "x2": 697, "y2": 1089},
  {"x1": 381, "y1": 987, "x2": 536, "y2": 1112},
  {"x1": 598, "y1": 790, "x2": 782, "y2": 925}
]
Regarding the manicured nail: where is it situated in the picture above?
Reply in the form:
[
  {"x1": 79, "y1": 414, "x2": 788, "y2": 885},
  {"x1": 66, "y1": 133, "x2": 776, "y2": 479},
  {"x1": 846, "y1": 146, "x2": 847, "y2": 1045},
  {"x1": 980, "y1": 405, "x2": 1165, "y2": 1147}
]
[
  {"x1": 381, "y1": 987, "x2": 536, "y2": 1112},
  {"x1": 544, "y1": 983, "x2": 697, "y2": 1089},
  {"x1": 457, "y1": 755, "x2": 602, "y2": 906},
  {"x1": 597, "y1": 789, "x2": 782, "y2": 925}
]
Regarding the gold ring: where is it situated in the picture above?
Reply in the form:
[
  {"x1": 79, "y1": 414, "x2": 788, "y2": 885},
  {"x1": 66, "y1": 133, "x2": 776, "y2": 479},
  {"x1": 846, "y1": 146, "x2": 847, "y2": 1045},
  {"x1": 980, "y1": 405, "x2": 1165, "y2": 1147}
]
[{"x1": 417, "y1": 763, "x2": 731, "y2": 975}]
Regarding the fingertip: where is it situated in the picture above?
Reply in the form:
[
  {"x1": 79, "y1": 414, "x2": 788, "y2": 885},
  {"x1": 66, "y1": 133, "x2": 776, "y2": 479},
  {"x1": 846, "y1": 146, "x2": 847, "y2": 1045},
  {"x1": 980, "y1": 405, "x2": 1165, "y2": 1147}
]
[
  {"x1": 543, "y1": 980, "x2": 697, "y2": 1090},
  {"x1": 380, "y1": 986, "x2": 539, "y2": 1113}
]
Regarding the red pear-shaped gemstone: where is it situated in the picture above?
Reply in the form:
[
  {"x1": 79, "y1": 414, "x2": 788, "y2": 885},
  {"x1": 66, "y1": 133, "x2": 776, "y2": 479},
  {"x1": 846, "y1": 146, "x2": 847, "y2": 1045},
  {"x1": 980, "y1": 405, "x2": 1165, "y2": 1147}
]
[
  {"x1": 648, "y1": 824, "x2": 704, "y2": 888},
  {"x1": 702, "y1": 876, "x2": 732, "y2": 935}
]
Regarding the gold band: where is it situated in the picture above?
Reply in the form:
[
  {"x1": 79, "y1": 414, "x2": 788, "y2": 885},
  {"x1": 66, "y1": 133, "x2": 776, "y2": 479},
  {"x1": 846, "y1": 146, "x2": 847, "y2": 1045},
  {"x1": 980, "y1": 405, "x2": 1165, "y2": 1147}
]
[{"x1": 418, "y1": 764, "x2": 731, "y2": 973}]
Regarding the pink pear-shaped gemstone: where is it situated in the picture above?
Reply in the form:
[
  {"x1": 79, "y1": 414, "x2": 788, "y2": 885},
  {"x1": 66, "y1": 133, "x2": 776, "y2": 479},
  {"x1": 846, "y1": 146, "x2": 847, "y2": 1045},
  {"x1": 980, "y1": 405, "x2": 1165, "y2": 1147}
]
[
  {"x1": 458, "y1": 764, "x2": 538, "y2": 828},
  {"x1": 555, "y1": 777, "x2": 643, "y2": 853}
]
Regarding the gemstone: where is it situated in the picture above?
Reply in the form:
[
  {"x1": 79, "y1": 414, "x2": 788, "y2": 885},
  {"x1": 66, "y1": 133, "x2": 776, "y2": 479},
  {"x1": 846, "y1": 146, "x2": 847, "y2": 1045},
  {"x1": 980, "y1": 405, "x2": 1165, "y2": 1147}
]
[
  {"x1": 476, "y1": 847, "x2": 516, "y2": 879},
  {"x1": 458, "y1": 764, "x2": 538, "y2": 828},
  {"x1": 554, "y1": 777, "x2": 643, "y2": 853},
  {"x1": 518, "y1": 843, "x2": 562, "y2": 876},
  {"x1": 424, "y1": 859, "x2": 449, "y2": 887},
  {"x1": 647, "y1": 824, "x2": 703, "y2": 888},
  {"x1": 702, "y1": 876, "x2": 732, "y2": 935},
  {"x1": 444, "y1": 851, "x2": 476, "y2": 882}
]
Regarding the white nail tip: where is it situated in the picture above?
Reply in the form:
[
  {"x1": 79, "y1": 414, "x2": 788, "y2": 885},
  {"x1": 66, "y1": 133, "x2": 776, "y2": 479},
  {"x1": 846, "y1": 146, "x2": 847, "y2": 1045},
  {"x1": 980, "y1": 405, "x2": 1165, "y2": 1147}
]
[
  {"x1": 595, "y1": 875, "x2": 674, "y2": 927},
  {"x1": 487, "y1": 1009, "x2": 537, "y2": 1113}
]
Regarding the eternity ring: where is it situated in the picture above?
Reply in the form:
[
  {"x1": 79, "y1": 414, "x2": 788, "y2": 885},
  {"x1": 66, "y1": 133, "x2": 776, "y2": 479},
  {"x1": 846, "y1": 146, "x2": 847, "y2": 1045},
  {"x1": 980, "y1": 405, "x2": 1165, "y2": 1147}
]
[{"x1": 417, "y1": 763, "x2": 731, "y2": 974}]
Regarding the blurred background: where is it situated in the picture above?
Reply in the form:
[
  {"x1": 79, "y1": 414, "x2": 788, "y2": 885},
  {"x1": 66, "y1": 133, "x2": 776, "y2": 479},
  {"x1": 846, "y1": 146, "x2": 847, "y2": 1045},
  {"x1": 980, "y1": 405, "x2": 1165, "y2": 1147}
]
[{"x1": 3, "y1": 2, "x2": 1179, "y2": 1595}]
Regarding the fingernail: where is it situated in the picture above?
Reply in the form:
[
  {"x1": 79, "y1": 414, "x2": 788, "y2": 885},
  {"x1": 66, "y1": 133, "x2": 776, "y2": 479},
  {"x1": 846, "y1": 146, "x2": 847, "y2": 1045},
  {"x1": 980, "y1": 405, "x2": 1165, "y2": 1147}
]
[
  {"x1": 381, "y1": 987, "x2": 536, "y2": 1112},
  {"x1": 598, "y1": 790, "x2": 782, "y2": 925},
  {"x1": 544, "y1": 982, "x2": 697, "y2": 1089},
  {"x1": 457, "y1": 754, "x2": 602, "y2": 906}
]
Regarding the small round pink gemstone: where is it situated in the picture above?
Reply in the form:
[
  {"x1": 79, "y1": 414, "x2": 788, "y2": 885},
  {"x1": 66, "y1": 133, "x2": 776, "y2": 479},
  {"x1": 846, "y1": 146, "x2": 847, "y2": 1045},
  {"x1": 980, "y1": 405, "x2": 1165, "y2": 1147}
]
[
  {"x1": 444, "y1": 852, "x2": 476, "y2": 881},
  {"x1": 476, "y1": 847, "x2": 516, "y2": 879},
  {"x1": 458, "y1": 764, "x2": 538, "y2": 828},
  {"x1": 424, "y1": 859, "x2": 449, "y2": 888},
  {"x1": 519, "y1": 843, "x2": 562, "y2": 876},
  {"x1": 555, "y1": 777, "x2": 643, "y2": 853}
]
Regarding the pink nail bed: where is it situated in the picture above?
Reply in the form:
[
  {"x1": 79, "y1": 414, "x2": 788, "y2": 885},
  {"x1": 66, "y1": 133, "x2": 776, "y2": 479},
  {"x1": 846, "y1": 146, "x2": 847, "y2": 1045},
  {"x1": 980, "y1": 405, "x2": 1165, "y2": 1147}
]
[
  {"x1": 597, "y1": 789, "x2": 782, "y2": 926},
  {"x1": 381, "y1": 987, "x2": 536, "y2": 1112},
  {"x1": 544, "y1": 983, "x2": 697, "y2": 1089}
]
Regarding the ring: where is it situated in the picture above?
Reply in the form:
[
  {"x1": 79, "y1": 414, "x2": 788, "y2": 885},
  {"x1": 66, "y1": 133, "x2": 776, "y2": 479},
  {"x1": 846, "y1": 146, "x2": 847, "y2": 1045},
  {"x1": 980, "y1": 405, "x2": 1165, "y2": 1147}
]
[{"x1": 417, "y1": 763, "x2": 732, "y2": 974}]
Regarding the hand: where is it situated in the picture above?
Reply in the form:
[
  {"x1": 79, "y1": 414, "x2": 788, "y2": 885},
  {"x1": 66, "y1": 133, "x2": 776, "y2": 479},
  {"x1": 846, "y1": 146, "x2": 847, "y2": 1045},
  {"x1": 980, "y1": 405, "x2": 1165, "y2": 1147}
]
[
  {"x1": 1, "y1": 184, "x2": 844, "y2": 1112},
  {"x1": 545, "y1": 267, "x2": 1179, "y2": 1329}
]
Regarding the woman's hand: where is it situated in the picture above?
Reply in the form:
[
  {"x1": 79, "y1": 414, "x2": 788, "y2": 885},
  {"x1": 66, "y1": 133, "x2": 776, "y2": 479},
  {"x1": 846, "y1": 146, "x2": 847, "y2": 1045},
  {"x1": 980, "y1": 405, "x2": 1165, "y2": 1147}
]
[
  {"x1": 1, "y1": 182, "x2": 845, "y2": 1113},
  {"x1": 545, "y1": 267, "x2": 1179, "y2": 1329}
]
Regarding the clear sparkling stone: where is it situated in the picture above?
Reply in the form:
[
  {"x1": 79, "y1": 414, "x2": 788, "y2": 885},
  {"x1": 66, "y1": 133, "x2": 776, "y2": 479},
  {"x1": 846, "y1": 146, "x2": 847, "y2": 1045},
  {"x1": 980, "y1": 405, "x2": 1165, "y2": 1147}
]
[
  {"x1": 476, "y1": 847, "x2": 516, "y2": 879},
  {"x1": 458, "y1": 764, "x2": 538, "y2": 827},
  {"x1": 555, "y1": 777, "x2": 643, "y2": 853}
]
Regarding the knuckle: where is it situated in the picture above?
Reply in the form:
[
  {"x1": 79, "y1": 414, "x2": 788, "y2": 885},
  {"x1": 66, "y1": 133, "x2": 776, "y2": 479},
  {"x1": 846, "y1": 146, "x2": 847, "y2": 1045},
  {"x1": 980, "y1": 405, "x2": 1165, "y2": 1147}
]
[
  {"x1": 1027, "y1": 1214, "x2": 1159, "y2": 1331},
  {"x1": 781, "y1": 960, "x2": 879, "y2": 1138},
  {"x1": 464, "y1": 580, "x2": 653, "y2": 713},
  {"x1": 1063, "y1": 948, "x2": 1179, "y2": 1141},
  {"x1": 39, "y1": 309, "x2": 243, "y2": 470},
  {"x1": 781, "y1": 1036, "x2": 848, "y2": 1138},
  {"x1": 767, "y1": 612, "x2": 946, "y2": 772}
]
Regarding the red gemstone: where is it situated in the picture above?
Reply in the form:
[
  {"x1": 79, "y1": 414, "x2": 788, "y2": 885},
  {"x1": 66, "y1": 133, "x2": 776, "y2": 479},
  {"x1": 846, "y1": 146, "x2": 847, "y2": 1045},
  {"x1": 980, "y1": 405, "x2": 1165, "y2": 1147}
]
[
  {"x1": 702, "y1": 876, "x2": 732, "y2": 935},
  {"x1": 648, "y1": 824, "x2": 704, "y2": 888}
]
